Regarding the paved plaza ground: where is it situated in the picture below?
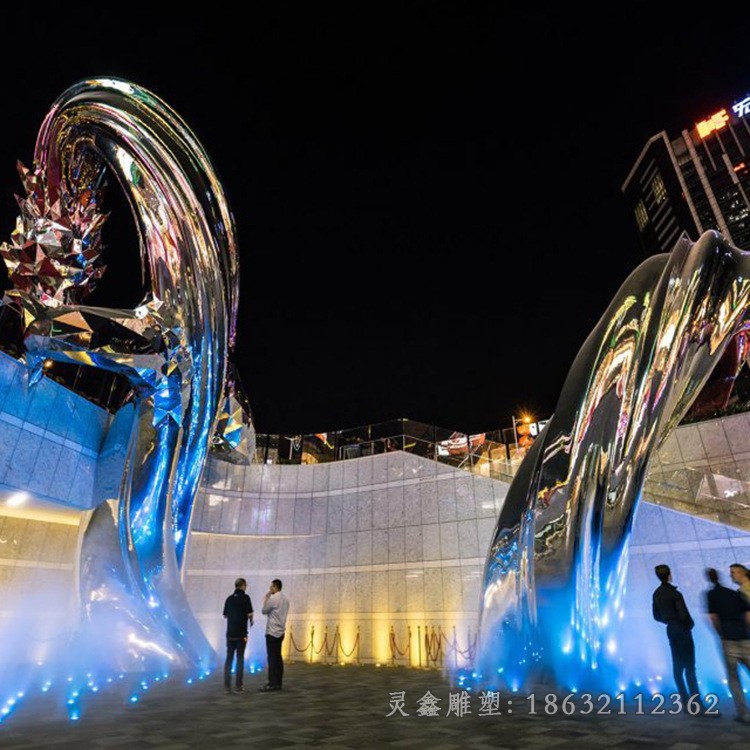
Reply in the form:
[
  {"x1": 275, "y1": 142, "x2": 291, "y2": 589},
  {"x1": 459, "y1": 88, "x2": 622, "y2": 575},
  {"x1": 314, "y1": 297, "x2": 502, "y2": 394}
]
[{"x1": 1, "y1": 662, "x2": 749, "y2": 749}]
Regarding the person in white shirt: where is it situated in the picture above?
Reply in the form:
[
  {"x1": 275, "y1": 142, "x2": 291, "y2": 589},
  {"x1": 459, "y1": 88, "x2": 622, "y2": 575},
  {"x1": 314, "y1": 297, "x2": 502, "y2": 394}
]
[{"x1": 259, "y1": 578, "x2": 290, "y2": 692}]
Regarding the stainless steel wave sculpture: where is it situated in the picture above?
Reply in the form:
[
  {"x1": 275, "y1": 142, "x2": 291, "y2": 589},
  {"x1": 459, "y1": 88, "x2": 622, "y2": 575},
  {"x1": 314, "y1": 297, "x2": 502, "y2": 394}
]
[
  {"x1": 480, "y1": 232, "x2": 750, "y2": 686},
  {"x1": 1, "y1": 79, "x2": 238, "y2": 671}
]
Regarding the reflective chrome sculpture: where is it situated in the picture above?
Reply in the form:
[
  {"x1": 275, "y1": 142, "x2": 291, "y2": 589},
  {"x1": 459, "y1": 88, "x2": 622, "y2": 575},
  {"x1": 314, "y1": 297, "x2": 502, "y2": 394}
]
[
  {"x1": 480, "y1": 232, "x2": 750, "y2": 685},
  {"x1": 0, "y1": 78, "x2": 239, "y2": 671},
  {"x1": 211, "y1": 363, "x2": 256, "y2": 464}
]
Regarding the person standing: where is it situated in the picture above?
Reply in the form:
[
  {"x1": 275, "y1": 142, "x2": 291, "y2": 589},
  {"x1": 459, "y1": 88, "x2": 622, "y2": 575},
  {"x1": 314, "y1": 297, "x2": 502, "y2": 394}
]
[
  {"x1": 652, "y1": 564, "x2": 701, "y2": 706},
  {"x1": 705, "y1": 567, "x2": 750, "y2": 722},
  {"x1": 259, "y1": 578, "x2": 289, "y2": 692},
  {"x1": 223, "y1": 577, "x2": 253, "y2": 693},
  {"x1": 730, "y1": 563, "x2": 750, "y2": 603}
]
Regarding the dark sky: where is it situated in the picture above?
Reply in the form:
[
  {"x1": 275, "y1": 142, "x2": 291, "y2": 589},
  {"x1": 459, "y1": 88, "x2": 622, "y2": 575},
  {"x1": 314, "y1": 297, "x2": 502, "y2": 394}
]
[{"x1": 1, "y1": 4, "x2": 749, "y2": 434}]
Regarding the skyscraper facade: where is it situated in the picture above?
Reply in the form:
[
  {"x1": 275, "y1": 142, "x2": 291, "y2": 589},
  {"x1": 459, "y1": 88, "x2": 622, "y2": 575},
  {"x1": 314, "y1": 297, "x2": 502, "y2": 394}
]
[{"x1": 623, "y1": 93, "x2": 750, "y2": 256}]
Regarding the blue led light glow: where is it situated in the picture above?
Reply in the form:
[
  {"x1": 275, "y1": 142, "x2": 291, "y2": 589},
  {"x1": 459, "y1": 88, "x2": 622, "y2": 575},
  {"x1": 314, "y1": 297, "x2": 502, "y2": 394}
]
[
  {"x1": 476, "y1": 233, "x2": 750, "y2": 698},
  {"x1": 0, "y1": 78, "x2": 242, "y2": 723}
]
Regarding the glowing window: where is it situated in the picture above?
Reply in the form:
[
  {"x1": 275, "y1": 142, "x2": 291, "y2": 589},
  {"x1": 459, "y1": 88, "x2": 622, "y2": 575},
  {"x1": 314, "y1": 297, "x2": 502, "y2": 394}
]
[
  {"x1": 651, "y1": 172, "x2": 667, "y2": 204},
  {"x1": 635, "y1": 201, "x2": 648, "y2": 231}
]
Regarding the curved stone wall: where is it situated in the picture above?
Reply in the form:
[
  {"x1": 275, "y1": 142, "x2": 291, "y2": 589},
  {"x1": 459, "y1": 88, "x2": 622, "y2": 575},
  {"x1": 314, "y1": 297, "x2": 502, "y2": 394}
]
[{"x1": 186, "y1": 452, "x2": 508, "y2": 666}]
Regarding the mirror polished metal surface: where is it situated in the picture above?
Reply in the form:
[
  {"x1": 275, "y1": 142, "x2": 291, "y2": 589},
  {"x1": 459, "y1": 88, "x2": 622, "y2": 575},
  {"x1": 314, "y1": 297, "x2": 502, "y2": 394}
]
[
  {"x1": 1, "y1": 78, "x2": 239, "y2": 671},
  {"x1": 481, "y1": 232, "x2": 750, "y2": 683}
]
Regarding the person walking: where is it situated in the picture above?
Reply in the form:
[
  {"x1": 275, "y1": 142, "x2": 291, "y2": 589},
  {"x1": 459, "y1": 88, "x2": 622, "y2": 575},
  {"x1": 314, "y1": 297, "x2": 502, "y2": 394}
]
[
  {"x1": 259, "y1": 578, "x2": 289, "y2": 692},
  {"x1": 223, "y1": 577, "x2": 253, "y2": 693},
  {"x1": 652, "y1": 564, "x2": 701, "y2": 706},
  {"x1": 705, "y1": 567, "x2": 750, "y2": 722}
]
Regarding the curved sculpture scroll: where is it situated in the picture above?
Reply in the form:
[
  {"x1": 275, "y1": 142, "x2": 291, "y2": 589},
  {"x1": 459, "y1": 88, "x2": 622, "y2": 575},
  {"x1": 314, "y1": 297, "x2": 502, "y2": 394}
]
[
  {"x1": 1, "y1": 78, "x2": 239, "y2": 671},
  {"x1": 480, "y1": 232, "x2": 750, "y2": 685}
]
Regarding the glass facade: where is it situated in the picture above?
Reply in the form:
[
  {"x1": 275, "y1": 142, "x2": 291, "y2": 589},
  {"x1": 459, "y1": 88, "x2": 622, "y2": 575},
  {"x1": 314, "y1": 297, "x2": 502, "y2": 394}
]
[
  {"x1": 693, "y1": 119, "x2": 750, "y2": 249},
  {"x1": 251, "y1": 417, "x2": 525, "y2": 483}
]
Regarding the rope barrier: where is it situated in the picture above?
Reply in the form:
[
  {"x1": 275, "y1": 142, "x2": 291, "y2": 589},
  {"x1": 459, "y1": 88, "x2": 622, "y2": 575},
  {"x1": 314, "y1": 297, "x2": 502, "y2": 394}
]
[
  {"x1": 286, "y1": 624, "x2": 360, "y2": 661},
  {"x1": 285, "y1": 622, "x2": 474, "y2": 667},
  {"x1": 325, "y1": 627, "x2": 338, "y2": 657},
  {"x1": 389, "y1": 625, "x2": 411, "y2": 659},
  {"x1": 338, "y1": 627, "x2": 360, "y2": 659},
  {"x1": 424, "y1": 626, "x2": 442, "y2": 663},
  {"x1": 439, "y1": 627, "x2": 477, "y2": 660},
  {"x1": 288, "y1": 628, "x2": 314, "y2": 653},
  {"x1": 312, "y1": 629, "x2": 329, "y2": 655}
]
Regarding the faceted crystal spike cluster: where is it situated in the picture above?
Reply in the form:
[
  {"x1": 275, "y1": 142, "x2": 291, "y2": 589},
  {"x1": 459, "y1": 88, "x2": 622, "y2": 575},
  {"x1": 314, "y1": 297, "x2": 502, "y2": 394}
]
[
  {"x1": 0, "y1": 161, "x2": 107, "y2": 304},
  {"x1": 211, "y1": 364, "x2": 255, "y2": 464}
]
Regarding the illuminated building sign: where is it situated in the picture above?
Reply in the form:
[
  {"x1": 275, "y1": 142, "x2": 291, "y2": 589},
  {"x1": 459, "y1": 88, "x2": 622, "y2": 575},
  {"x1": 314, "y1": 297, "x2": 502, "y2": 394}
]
[
  {"x1": 734, "y1": 96, "x2": 750, "y2": 118},
  {"x1": 696, "y1": 109, "x2": 729, "y2": 138},
  {"x1": 694, "y1": 91, "x2": 750, "y2": 139}
]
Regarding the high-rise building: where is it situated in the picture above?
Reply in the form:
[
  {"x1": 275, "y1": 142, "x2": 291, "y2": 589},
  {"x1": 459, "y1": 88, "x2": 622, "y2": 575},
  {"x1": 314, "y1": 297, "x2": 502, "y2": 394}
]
[{"x1": 623, "y1": 92, "x2": 750, "y2": 256}]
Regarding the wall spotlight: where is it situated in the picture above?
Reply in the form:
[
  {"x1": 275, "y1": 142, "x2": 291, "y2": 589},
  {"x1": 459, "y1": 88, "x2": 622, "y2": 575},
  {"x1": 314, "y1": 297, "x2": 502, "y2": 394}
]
[{"x1": 6, "y1": 492, "x2": 29, "y2": 507}]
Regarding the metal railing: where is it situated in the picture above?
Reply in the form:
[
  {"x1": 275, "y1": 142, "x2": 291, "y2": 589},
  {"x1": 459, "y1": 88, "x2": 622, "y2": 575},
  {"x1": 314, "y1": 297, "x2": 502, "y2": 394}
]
[
  {"x1": 252, "y1": 418, "x2": 524, "y2": 482},
  {"x1": 643, "y1": 465, "x2": 750, "y2": 532}
]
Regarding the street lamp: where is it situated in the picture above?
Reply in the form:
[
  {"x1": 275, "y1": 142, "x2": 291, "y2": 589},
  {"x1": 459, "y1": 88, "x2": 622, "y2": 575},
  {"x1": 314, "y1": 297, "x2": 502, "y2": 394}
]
[{"x1": 511, "y1": 414, "x2": 534, "y2": 457}]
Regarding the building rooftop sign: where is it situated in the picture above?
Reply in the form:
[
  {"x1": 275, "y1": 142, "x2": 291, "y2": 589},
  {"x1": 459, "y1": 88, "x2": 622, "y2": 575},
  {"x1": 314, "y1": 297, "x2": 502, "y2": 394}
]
[
  {"x1": 733, "y1": 96, "x2": 750, "y2": 119},
  {"x1": 695, "y1": 94, "x2": 750, "y2": 139},
  {"x1": 696, "y1": 109, "x2": 729, "y2": 138}
]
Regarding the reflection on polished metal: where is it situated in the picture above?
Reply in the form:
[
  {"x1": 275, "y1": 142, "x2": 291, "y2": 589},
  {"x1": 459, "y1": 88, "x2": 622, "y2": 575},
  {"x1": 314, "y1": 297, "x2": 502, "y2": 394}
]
[
  {"x1": 480, "y1": 232, "x2": 750, "y2": 686},
  {"x1": 0, "y1": 160, "x2": 107, "y2": 303},
  {"x1": 0, "y1": 78, "x2": 239, "y2": 671},
  {"x1": 211, "y1": 363, "x2": 256, "y2": 464}
]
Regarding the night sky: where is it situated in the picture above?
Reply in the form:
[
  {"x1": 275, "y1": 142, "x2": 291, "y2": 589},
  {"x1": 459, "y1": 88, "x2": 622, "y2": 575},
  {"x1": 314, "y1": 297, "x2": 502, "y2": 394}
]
[{"x1": 1, "y1": 5, "x2": 749, "y2": 434}]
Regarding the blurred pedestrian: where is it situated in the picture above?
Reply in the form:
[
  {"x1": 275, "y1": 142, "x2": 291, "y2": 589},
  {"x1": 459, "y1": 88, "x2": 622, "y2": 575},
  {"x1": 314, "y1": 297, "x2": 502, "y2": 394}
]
[
  {"x1": 705, "y1": 567, "x2": 750, "y2": 722},
  {"x1": 730, "y1": 563, "x2": 750, "y2": 603}
]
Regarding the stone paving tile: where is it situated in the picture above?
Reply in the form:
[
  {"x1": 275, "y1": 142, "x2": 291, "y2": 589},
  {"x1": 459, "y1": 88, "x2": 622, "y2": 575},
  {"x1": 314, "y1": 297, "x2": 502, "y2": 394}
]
[{"x1": 0, "y1": 663, "x2": 749, "y2": 748}]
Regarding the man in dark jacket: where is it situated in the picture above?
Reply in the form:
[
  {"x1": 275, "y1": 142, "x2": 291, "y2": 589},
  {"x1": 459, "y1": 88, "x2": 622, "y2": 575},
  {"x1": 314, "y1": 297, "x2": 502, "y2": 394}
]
[
  {"x1": 706, "y1": 567, "x2": 750, "y2": 722},
  {"x1": 652, "y1": 564, "x2": 700, "y2": 705},
  {"x1": 223, "y1": 577, "x2": 254, "y2": 693}
]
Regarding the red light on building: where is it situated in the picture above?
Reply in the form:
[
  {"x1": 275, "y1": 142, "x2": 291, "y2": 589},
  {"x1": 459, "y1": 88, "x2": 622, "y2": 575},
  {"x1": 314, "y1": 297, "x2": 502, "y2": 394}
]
[
  {"x1": 696, "y1": 109, "x2": 729, "y2": 139},
  {"x1": 734, "y1": 162, "x2": 746, "y2": 172}
]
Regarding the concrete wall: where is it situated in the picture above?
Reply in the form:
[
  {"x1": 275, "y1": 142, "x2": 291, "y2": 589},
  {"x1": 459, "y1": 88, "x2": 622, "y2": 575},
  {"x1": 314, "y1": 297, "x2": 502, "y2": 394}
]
[
  {"x1": 0, "y1": 512, "x2": 80, "y2": 665},
  {"x1": 0, "y1": 351, "x2": 109, "y2": 508}
]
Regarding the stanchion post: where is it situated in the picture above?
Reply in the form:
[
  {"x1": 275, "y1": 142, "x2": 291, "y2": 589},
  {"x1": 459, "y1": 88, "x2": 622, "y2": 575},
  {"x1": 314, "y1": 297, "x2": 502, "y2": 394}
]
[{"x1": 453, "y1": 625, "x2": 458, "y2": 671}]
